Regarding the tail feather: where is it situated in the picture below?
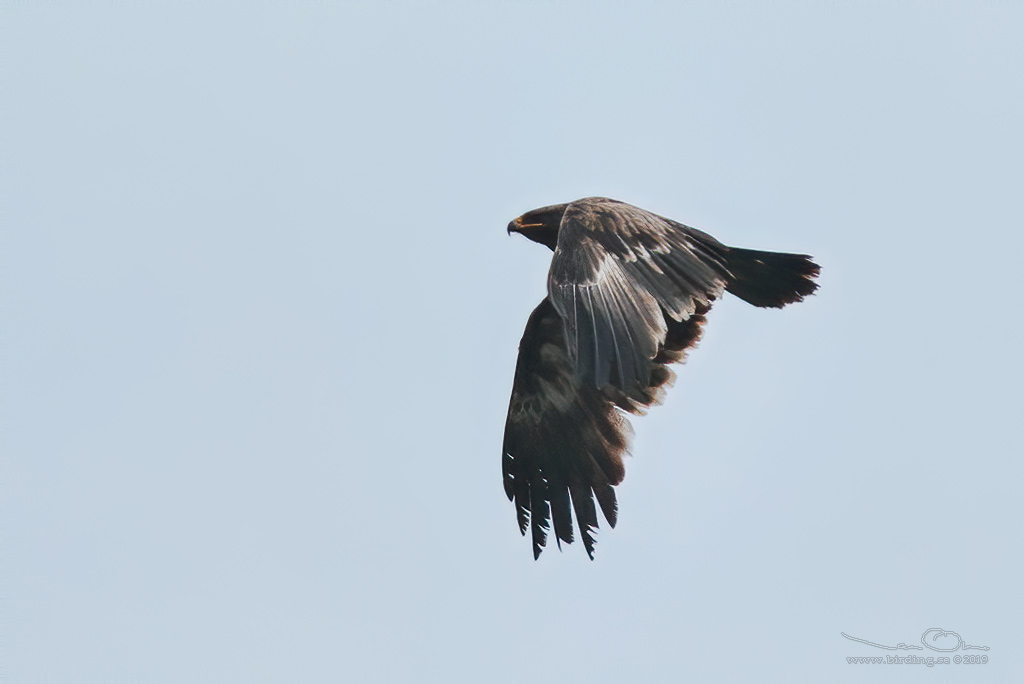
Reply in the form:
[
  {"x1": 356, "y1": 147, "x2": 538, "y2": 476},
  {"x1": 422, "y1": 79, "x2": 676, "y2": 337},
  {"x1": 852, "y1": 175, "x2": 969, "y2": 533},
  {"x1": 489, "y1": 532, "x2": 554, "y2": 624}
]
[{"x1": 725, "y1": 247, "x2": 820, "y2": 308}]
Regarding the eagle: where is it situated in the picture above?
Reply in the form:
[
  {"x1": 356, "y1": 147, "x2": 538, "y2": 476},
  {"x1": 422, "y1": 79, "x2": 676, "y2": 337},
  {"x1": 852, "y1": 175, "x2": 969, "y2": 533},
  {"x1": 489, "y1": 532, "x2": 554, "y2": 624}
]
[{"x1": 503, "y1": 197, "x2": 820, "y2": 559}]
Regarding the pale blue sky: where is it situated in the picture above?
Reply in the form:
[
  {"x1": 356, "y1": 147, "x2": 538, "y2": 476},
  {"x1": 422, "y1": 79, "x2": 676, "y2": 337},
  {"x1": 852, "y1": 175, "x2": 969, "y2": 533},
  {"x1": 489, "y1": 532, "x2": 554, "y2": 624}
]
[{"x1": 4, "y1": 3, "x2": 1023, "y2": 682}]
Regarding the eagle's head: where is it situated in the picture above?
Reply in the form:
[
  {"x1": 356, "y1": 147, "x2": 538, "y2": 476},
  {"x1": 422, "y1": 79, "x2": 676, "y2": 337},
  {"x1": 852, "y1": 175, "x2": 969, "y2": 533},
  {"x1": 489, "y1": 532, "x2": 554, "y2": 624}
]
[{"x1": 507, "y1": 203, "x2": 568, "y2": 251}]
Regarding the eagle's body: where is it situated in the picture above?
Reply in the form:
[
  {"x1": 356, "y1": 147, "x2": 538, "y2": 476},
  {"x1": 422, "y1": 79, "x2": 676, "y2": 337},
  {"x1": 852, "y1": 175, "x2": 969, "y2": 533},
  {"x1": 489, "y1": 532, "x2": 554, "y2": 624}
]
[{"x1": 503, "y1": 197, "x2": 820, "y2": 559}]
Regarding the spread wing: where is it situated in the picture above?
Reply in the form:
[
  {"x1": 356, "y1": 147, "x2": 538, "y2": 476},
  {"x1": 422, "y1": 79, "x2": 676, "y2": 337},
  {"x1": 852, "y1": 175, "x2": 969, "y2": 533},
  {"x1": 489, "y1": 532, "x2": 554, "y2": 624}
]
[
  {"x1": 503, "y1": 297, "x2": 709, "y2": 559},
  {"x1": 547, "y1": 197, "x2": 731, "y2": 392}
]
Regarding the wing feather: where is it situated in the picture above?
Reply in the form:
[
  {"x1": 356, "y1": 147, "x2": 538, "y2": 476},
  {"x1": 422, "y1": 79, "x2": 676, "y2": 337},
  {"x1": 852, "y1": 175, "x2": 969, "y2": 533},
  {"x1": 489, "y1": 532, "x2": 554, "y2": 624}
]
[
  {"x1": 503, "y1": 298, "x2": 708, "y2": 559},
  {"x1": 569, "y1": 482, "x2": 599, "y2": 560},
  {"x1": 548, "y1": 198, "x2": 730, "y2": 391}
]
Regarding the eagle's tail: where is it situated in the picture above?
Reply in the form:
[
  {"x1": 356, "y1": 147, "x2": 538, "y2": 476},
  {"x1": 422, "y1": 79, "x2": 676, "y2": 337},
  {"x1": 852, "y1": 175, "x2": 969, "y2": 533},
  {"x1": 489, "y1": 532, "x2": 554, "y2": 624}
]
[{"x1": 724, "y1": 247, "x2": 820, "y2": 308}]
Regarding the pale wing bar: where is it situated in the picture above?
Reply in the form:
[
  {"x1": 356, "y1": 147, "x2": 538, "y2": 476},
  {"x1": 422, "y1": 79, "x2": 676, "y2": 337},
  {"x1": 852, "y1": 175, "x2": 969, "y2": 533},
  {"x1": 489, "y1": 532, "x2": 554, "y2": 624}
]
[{"x1": 549, "y1": 198, "x2": 729, "y2": 391}]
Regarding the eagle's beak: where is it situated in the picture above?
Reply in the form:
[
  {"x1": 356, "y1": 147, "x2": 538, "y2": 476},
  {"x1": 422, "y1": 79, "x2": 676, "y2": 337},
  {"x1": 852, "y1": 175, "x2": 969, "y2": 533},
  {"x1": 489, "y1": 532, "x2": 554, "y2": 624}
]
[{"x1": 507, "y1": 216, "x2": 543, "y2": 236}]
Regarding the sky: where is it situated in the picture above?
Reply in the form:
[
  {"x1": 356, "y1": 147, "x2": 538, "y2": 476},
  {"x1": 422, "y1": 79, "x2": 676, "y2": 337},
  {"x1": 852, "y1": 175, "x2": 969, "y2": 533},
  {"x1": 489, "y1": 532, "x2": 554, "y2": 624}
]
[{"x1": 3, "y1": 2, "x2": 1023, "y2": 682}]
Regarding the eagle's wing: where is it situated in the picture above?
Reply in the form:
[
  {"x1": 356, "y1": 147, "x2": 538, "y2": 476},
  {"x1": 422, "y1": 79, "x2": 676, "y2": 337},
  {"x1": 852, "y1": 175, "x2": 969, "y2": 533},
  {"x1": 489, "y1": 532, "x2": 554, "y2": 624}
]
[
  {"x1": 503, "y1": 297, "x2": 709, "y2": 559},
  {"x1": 547, "y1": 197, "x2": 731, "y2": 392}
]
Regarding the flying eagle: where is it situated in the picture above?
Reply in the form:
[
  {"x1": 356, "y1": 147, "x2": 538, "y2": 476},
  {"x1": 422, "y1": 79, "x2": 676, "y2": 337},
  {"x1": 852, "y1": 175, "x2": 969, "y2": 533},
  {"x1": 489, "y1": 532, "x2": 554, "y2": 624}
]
[{"x1": 503, "y1": 197, "x2": 820, "y2": 559}]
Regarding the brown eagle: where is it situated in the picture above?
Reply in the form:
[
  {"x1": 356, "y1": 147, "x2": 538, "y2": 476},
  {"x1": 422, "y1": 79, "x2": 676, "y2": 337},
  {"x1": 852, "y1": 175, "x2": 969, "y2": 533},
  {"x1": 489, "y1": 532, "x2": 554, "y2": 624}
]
[{"x1": 503, "y1": 197, "x2": 820, "y2": 559}]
